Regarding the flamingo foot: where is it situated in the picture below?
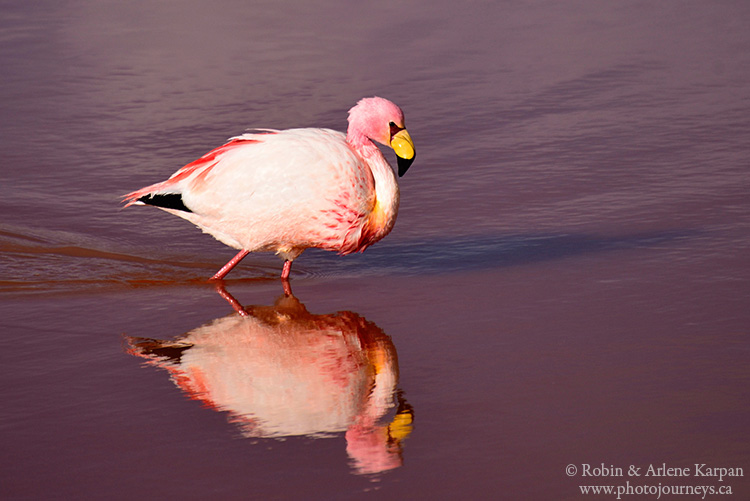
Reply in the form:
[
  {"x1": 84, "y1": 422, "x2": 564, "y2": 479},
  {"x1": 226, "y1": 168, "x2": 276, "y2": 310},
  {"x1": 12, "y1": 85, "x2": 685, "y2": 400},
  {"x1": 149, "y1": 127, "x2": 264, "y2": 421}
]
[{"x1": 210, "y1": 249, "x2": 250, "y2": 281}]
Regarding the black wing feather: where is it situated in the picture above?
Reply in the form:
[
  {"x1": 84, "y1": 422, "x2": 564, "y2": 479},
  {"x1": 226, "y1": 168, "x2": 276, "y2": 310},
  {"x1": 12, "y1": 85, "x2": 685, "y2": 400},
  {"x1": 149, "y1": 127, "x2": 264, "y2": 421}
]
[{"x1": 138, "y1": 193, "x2": 193, "y2": 213}]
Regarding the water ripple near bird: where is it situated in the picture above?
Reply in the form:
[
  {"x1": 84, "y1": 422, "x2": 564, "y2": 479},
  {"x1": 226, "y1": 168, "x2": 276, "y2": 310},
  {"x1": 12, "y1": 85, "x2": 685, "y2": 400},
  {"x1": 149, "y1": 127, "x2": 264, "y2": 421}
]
[{"x1": 0, "y1": 222, "x2": 700, "y2": 296}]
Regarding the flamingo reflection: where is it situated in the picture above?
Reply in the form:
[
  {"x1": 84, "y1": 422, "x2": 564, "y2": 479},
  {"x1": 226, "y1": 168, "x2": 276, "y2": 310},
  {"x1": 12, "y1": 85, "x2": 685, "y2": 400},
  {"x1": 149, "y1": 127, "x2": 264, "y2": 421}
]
[{"x1": 125, "y1": 283, "x2": 413, "y2": 474}]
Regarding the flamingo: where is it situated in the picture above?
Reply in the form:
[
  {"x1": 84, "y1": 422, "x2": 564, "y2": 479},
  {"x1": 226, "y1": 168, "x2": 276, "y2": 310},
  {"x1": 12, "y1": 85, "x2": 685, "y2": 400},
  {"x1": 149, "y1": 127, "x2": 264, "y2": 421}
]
[{"x1": 124, "y1": 97, "x2": 415, "y2": 280}]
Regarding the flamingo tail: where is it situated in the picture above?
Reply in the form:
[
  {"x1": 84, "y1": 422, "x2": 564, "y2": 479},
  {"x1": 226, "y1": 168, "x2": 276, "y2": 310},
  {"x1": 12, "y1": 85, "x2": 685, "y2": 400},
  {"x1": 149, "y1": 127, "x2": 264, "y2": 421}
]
[{"x1": 135, "y1": 193, "x2": 193, "y2": 212}]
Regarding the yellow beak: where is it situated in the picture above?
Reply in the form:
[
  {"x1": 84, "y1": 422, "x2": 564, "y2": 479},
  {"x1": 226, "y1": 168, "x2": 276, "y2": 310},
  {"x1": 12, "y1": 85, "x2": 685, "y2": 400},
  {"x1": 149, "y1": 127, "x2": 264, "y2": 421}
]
[{"x1": 390, "y1": 129, "x2": 415, "y2": 177}]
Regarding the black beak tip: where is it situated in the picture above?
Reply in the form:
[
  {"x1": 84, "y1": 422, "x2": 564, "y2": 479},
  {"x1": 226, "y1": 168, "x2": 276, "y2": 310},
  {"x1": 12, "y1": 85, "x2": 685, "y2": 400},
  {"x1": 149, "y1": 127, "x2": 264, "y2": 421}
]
[{"x1": 397, "y1": 154, "x2": 415, "y2": 177}]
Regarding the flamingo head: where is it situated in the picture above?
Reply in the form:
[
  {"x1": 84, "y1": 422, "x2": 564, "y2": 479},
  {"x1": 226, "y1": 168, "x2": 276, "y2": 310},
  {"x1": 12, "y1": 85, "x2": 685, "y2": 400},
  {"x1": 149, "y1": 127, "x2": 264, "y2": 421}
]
[{"x1": 348, "y1": 97, "x2": 416, "y2": 176}]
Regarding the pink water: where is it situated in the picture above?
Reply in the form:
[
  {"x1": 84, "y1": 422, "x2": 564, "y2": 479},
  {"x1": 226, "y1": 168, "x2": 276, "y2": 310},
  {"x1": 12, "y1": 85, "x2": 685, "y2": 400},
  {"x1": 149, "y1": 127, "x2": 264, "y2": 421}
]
[{"x1": 2, "y1": 2, "x2": 749, "y2": 499}]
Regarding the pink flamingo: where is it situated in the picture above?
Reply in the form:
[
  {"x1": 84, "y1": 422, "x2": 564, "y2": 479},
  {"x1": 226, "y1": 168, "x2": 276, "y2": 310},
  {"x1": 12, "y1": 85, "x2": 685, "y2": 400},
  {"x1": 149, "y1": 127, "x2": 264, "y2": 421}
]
[{"x1": 124, "y1": 97, "x2": 415, "y2": 280}]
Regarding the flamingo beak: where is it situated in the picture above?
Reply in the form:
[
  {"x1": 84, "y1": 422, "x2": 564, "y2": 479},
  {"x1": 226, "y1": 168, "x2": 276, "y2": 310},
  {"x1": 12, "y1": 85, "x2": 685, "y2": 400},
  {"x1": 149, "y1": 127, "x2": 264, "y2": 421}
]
[{"x1": 391, "y1": 129, "x2": 415, "y2": 177}]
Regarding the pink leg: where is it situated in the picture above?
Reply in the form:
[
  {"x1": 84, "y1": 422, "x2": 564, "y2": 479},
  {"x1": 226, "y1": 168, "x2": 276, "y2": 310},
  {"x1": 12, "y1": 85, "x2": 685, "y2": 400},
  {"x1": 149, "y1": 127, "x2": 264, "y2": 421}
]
[
  {"x1": 281, "y1": 260, "x2": 292, "y2": 280},
  {"x1": 210, "y1": 249, "x2": 250, "y2": 281}
]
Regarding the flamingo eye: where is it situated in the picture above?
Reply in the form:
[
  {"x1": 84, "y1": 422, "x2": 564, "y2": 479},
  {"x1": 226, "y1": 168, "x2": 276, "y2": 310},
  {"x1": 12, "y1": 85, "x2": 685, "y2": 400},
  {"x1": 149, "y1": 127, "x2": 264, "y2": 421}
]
[{"x1": 389, "y1": 122, "x2": 401, "y2": 137}]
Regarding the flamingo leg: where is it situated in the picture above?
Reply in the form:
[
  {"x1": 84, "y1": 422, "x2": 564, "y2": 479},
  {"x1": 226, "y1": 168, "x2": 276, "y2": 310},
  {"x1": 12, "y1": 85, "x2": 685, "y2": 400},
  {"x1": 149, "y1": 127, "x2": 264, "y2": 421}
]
[
  {"x1": 210, "y1": 249, "x2": 250, "y2": 281},
  {"x1": 281, "y1": 260, "x2": 293, "y2": 280}
]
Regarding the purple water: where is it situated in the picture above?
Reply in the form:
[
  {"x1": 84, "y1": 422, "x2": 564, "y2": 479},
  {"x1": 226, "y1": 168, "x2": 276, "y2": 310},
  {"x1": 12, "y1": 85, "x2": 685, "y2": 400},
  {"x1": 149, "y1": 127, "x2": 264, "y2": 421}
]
[{"x1": 2, "y1": 1, "x2": 749, "y2": 498}]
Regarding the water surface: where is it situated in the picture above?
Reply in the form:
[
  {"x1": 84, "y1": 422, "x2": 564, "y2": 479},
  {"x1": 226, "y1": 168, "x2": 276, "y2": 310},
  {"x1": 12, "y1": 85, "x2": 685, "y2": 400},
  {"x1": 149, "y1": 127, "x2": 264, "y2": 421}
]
[{"x1": 1, "y1": 1, "x2": 749, "y2": 498}]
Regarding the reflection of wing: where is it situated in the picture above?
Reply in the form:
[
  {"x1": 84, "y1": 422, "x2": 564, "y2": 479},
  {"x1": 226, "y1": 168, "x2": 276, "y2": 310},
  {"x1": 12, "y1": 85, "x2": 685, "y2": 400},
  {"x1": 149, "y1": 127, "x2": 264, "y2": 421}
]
[{"x1": 125, "y1": 288, "x2": 412, "y2": 474}]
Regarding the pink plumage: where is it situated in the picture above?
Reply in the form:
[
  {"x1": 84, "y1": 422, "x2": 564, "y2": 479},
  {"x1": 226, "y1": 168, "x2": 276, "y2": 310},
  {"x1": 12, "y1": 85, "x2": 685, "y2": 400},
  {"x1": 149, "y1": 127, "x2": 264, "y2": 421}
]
[{"x1": 124, "y1": 97, "x2": 416, "y2": 280}]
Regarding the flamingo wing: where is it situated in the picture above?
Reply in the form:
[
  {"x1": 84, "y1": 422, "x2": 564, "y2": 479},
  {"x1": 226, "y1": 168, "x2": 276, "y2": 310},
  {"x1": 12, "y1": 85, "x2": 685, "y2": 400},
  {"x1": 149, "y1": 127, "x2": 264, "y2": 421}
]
[{"x1": 123, "y1": 135, "x2": 268, "y2": 211}]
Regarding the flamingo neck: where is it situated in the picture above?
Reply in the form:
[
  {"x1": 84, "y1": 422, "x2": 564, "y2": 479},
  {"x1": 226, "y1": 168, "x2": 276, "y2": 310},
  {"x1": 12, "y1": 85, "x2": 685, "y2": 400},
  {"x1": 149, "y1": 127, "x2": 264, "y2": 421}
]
[{"x1": 347, "y1": 132, "x2": 400, "y2": 242}]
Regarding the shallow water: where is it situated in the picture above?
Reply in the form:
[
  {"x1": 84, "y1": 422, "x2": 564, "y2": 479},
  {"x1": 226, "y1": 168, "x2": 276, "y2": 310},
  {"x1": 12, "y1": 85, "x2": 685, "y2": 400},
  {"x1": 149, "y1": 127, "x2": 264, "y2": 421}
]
[{"x1": 2, "y1": 1, "x2": 749, "y2": 498}]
